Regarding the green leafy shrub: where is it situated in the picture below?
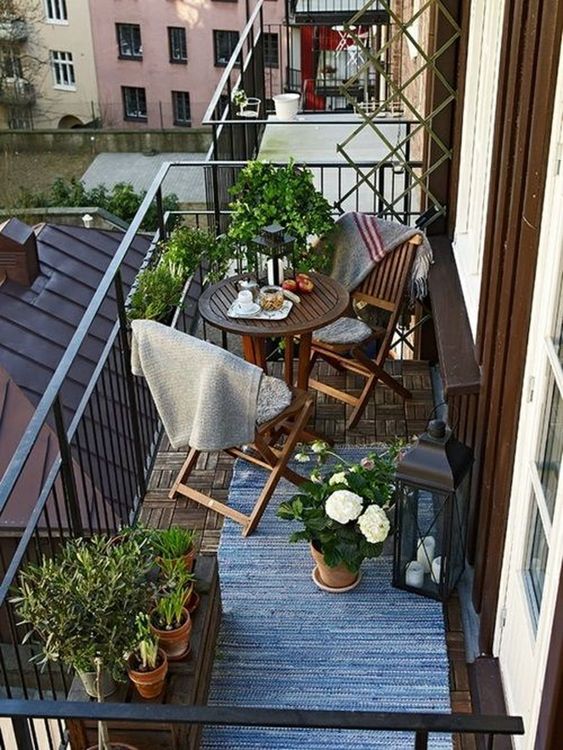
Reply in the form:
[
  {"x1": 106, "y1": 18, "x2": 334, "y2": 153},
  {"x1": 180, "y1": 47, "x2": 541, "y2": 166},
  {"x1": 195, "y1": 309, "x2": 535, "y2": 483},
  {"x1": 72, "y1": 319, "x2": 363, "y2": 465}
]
[
  {"x1": 127, "y1": 261, "x2": 185, "y2": 322},
  {"x1": 10, "y1": 177, "x2": 179, "y2": 232},
  {"x1": 161, "y1": 225, "x2": 236, "y2": 284},
  {"x1": 227, "y1": 160, "x2": 335, "y2": 272},
  {"x1": 153, "y1": 526, "x2": 197, "y2": 559},
  {"x1": 11, "y1": 535, "x2": 152, "y2": 680}
]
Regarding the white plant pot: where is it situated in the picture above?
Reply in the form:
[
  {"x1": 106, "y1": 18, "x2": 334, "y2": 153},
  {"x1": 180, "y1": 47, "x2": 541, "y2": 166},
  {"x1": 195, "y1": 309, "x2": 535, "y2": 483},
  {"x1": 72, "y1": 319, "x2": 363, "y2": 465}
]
[{"x1": 273, "y1": 93, "x2": 300, "y2": 120}]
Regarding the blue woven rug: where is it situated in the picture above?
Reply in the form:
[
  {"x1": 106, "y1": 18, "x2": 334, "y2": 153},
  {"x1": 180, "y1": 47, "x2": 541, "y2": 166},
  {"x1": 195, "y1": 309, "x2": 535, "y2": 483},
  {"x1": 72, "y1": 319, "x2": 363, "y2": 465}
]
[{"x1": 202, "y1": 446, "x2": 452, "y2": 749}]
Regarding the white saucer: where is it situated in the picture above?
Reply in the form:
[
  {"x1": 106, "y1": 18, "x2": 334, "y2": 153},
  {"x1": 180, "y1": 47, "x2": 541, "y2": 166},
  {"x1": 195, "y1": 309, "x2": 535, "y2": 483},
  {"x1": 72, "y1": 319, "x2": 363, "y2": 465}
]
[{"x1": 231, "y1": 302, "x2": 260, "y2": 317}]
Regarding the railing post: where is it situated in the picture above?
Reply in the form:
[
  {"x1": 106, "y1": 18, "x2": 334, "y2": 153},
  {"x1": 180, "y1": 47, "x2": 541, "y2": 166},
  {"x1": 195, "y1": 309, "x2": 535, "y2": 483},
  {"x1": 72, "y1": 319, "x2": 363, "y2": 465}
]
[
  {"x1": 414, "y1": 730, "x2": 429, "y2": 749},
  {"x1": 156, "y1": 187, "x2": 166, "y2": 242},
  {"x1": 11, "y1": 717, "x2": 34, "y2": 750},
  {"x1": 114, "y1": 271, "x2": 148, "y2": 500},
  {"x1": 53, "y1": 396, "x2": 83, "y2": 537}
]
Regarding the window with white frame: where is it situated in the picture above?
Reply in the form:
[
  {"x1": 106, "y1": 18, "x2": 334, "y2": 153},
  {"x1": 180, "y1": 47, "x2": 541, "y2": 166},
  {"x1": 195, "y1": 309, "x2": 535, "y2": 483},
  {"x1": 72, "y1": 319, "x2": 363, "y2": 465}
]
[
  {"x1": 168, "y1": 27, "x2": 187, "y2": 64},
  {"x1": 45, "y1": 0, "x2": 68, "y2": 23},
  {"x1": 50, "y1": 50, "x2": 75, "y2": 89},
  {"x1": 453, "y1": 0, "x2": 506, "y2": 337}
]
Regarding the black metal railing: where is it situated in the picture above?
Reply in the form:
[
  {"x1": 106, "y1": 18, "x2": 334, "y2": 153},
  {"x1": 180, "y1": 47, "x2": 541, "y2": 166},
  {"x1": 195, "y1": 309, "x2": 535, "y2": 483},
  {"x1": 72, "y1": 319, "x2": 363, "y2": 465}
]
[
  {"x1": 287, "y1": 0, "x2": 390, "y2": 25},
  {"x1": 0, "y1": 161, "x2": 523, "y2": 747}
]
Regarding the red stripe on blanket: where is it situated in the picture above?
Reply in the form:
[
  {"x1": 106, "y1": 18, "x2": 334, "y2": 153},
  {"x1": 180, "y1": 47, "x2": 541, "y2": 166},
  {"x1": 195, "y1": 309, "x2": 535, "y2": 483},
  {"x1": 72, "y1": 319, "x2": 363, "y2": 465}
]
[{"x1": 354, "y1": 213, "x2": 385, "y2": 262}]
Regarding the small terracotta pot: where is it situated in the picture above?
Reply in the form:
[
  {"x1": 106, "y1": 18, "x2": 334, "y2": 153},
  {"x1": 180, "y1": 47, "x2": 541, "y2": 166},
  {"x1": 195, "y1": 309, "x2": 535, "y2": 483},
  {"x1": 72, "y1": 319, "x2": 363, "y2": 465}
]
[
  {"x1": 310, "y1": 543, "x2": 359, "y2": 590},
  {"x1": 156, "y1": 548, "x2": 195, "y2": 573},
  {"x1": 150, "y1": 607, "x2": 192, "y2": 660},
  {"x1": 127, "y1": 648, "x2": 168, "y2": 699},
  {"x1": 187, "y1": 590, "x2": 200, "y2": 615}
]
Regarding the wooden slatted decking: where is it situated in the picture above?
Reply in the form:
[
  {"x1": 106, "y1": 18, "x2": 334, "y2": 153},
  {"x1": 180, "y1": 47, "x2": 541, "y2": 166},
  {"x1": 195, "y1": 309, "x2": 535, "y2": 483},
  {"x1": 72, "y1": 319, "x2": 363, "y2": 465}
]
[{"x1": 141, "y1": 358, "x2": 474, "y2": 749}]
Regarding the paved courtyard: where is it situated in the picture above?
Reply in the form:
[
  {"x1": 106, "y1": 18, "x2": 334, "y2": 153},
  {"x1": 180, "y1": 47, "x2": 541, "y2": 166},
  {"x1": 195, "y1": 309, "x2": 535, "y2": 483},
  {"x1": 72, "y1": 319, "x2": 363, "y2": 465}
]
[{"x1": 82, "y1": 152, "x2": 207, "y2": 203}]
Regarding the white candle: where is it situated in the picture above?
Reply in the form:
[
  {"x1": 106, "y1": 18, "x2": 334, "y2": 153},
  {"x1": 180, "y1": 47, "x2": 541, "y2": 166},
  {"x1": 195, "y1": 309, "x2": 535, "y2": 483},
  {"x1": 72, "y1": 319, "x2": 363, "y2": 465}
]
[
  {"x1": 431, "y1": 556, "x2": 442, "y2": 584},
  {"x1": 417, "y1": 536, "x2": 435, "y2": 573},
  {"x1": 266, "y1": 258, "x2": 284, "y2": 286},
  {"x1": 405, "y1": 561, "x2": 425, "y2": 588}
]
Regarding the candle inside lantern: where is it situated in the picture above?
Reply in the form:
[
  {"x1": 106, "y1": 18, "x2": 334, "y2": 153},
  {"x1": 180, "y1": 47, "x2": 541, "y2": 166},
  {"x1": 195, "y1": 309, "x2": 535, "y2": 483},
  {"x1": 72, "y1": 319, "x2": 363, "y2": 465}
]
[
  {"x1": 405, "y1": 561, "x2": 425, "y2": 588},
  {"x1": 417, "y1": 535, "x2": 436, "y2": 573},
  {"x1": 266, "y1": 258, "x2": 284, "y2": 286},
  {"x1": 431, "y1": 556, "x2": 442, "y2": 584}
]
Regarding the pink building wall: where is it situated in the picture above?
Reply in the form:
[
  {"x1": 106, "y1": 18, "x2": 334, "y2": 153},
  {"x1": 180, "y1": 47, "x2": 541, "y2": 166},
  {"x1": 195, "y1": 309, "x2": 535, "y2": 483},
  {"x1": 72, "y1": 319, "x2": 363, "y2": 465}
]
[{"x1": 88, "y1": 0, "x2": 285, "y2": 129}]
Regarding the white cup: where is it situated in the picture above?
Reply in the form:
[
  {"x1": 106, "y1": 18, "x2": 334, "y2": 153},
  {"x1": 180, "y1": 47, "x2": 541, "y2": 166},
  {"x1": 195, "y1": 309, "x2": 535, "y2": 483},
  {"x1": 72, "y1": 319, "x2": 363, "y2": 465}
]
[{"x1": 237, "y1": 290, "x2": 254, "y2": 311}]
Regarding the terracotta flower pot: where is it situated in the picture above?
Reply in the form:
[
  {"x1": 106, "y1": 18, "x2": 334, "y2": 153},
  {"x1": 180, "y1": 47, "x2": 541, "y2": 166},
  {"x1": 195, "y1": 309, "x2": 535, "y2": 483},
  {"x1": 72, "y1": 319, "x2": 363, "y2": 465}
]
[
  {"x1": 156, "y1": 548, "x2": 195, "y2": 573},
  {"x1": 127, "y1": 648, "x2": 168, "y2": 699},
  {"x1": 150, "y1": 607, "x2": 192, "y2": 660},
  {"x1": 310, "y1": 543, "x2": 359, "y2": 590}
]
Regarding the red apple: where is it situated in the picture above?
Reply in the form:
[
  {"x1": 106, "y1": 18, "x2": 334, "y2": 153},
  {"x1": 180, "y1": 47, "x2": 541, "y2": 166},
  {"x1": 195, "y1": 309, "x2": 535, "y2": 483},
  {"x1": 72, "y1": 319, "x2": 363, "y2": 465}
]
[
  {"x1": 282, "y1": 279, "x2": 298, "y2": 292},
  {"x1": 297, "y1": 277, "x2": 314, "y2": 294},
  {"x1": 296, "y1": 272, "x2": 311, "y2": 282}
]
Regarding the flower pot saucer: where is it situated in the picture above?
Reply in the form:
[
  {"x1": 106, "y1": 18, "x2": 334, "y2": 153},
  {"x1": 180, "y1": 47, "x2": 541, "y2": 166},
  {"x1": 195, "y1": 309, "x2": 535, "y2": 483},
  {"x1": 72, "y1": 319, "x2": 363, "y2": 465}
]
[
  {"x1": 167, "y1": 641, "x2": 192, "y2": 662},
  {"x1": 188, "y1": 591, "x2": 200, "y2": 614},
  {"x1": 311, "y1": 566, "x2": 362, "y2": 593}
]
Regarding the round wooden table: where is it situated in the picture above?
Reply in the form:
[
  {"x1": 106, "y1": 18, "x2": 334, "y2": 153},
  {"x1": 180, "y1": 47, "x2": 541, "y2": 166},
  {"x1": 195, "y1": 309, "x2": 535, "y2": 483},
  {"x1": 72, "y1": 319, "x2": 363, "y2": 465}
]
[{"x1": 198, "y1": 273, "x2": 350, "y2": 390}]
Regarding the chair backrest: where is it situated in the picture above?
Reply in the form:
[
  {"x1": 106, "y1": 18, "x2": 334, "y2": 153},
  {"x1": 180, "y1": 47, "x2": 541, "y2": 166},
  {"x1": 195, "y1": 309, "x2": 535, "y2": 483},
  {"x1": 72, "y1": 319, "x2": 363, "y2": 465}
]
[{"x1": 351, "y1": 240, "x2": 418, "y2": 361}]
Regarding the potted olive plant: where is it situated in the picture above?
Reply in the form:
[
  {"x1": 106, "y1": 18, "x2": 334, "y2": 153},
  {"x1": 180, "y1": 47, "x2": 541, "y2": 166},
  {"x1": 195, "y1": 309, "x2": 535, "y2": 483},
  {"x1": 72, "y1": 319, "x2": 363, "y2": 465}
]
[
  {"x1": 127, "y1": 613, "x2": 168, "y2": 699},
  {"x1": 277, "y1": 441, "x2": 402, "y2": 591},
  {"x1": 11, "y1": 535, "x2": 152, "y2": 697}
]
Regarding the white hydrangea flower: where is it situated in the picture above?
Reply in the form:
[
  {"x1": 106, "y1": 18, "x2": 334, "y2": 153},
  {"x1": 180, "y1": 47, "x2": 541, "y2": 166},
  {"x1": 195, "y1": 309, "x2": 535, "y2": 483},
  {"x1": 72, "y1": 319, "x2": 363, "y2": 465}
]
[
  {"x1": 329, "y1": 471, "x2": 348, "y2": 486},
  {"x1": 311, "y1": 440, "x2": 328, "y2": 454},
  {"x1": 295, "y1": 452, "x2": 309, "y2": 463},
  {"x1": 358, "y1": 505, "x2": 390, "y2": 544},
  {"x1": 325, "y1": 490, "x2": 363, "y2": 524}
]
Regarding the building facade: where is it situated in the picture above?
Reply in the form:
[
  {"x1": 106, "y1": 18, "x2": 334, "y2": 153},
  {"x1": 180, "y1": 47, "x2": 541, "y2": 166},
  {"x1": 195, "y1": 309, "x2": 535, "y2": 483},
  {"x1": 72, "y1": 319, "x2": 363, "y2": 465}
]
[{"x1": 88, "y1": 0, "x2": 285, "y2": 128}]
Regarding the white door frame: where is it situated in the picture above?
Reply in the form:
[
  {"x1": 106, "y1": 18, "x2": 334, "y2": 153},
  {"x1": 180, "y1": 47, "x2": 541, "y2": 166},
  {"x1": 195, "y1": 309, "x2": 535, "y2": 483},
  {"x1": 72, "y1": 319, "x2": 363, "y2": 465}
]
[{"x1": 495, "y1": 43, "x2": 563, "y2": 748}]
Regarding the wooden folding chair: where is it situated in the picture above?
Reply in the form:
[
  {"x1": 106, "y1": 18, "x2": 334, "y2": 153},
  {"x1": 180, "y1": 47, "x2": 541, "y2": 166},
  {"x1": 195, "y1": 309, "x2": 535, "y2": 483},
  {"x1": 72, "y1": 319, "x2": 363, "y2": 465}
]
[
  {"x1": 168, "y1": 388, "x2": 314, "y2": 536},
  {"x1": 308, "y1": 237, "x2": 420, "y2": 430}
]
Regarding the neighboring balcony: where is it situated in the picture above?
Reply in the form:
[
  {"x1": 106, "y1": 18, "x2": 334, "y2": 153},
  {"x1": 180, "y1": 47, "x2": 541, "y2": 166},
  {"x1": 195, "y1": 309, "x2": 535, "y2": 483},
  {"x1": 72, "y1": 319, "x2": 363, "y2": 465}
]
[
  {"x1": 0, "y1": 78, "x2": 35, "y2": 105},
  {"x1": 288, "y1": 0, "x2": 389, "y2": 25},
  {"x1": 0, "y1": 18, "x2": 27, "y2": 43}
]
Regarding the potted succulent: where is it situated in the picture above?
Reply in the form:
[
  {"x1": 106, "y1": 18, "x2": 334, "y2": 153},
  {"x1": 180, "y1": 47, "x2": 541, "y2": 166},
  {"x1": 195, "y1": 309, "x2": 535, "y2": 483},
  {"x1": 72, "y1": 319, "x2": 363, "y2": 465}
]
[
  {"x1": 153, "y1": 526, "x2": 198, "y2": 572},
  {"x1": 127, "y1": 613, "x2": 168, "y2": 699},
  {"x1": 277, "y1": 441, "x2": 402, "y2": 591},
  {"x1": 11, "y1": 535, "x2": 152, "y2": 697},
  {"x1": 150, "y1": 587, "x2": 192, "y2": 660},
  {"x1": 227, "y1": 160, "x2": 335, "y2": 273}
]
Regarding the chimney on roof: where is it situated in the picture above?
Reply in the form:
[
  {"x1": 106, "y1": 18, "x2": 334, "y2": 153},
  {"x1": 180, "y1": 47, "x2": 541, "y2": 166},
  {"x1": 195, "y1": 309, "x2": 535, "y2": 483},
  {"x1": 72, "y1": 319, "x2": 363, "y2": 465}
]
[{"x1": 0, "y1": 218, "x2": 39, "y2": 287}]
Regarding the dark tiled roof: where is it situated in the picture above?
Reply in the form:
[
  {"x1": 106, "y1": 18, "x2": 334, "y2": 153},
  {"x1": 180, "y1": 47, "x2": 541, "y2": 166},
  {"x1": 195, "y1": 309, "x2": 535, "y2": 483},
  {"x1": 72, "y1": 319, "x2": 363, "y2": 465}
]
[{"x1": 0, "y1": 224, "x2": 150, "y2": 422}]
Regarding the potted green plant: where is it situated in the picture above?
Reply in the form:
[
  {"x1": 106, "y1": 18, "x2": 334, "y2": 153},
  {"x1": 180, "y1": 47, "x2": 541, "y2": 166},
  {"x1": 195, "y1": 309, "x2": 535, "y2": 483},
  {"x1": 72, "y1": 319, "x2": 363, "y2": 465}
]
[
  {"x1": 153, "y1": 526, "x2": 198, "y2": 572},
  {"x1": 11, "y1": 535, "x2": 152, "y2": 697},
  {"x1": 277, "y1": 441, "x2": 402, "y2": 591},
  {"x1": 157, "y1": 557, "x2": 199, "y2": 613},
  {"x1": 161, "y1": 225, "x2": 235, "y2": 284},
  {"x1": 227, "y1": 160, "x2": 335, "y2": 273},
  {"x1": 233, "y1": 89, "x2": 261, "y2": 118},
  {"x1": 150, "y1": 588, "x2": 192, "y2": 660},
  {"x1": 127, "y1": 260, "x2": 185, "y2": 323},
  {"x1": 127, "y1": 613, "x2": 168, "y2": 699}
]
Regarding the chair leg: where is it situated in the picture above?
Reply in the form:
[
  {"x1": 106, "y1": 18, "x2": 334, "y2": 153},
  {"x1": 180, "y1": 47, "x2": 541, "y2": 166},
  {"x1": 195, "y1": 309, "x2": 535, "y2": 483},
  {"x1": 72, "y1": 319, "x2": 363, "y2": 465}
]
[
  {"x1": 243, "y1": 397, "x2": 313, "y2": 536},
  {"x1": 169, "y1": 447, "x2": 200, "y2": 499},
  {"x1": 354, "y1": 349, "x2": 412, "y2": 401},
  {"x1": 347, "y1": 374, "x2": 377, "y2": 429}
]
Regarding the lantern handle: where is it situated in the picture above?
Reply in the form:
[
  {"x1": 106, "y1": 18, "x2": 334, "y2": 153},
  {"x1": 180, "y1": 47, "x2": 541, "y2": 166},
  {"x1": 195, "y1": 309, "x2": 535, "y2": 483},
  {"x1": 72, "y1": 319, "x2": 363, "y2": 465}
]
[{"x1": 424, "y1": 401, "x2": 460, "y2": 436}]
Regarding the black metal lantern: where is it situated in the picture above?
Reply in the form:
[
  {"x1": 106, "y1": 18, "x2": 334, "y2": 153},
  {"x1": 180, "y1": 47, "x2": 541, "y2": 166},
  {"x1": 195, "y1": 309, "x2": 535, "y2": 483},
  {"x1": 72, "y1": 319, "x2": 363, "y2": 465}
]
[
  {"x1": 251, "y1": 223, "x2": 296, "y2": 285},
  {"x1": 392, "y1": 419, "x2": 473, "y2": 601}
]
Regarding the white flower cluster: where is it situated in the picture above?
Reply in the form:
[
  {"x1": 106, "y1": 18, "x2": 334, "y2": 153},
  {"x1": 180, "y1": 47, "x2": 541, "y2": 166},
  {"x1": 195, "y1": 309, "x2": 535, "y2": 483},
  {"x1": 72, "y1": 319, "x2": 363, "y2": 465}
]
[
  {"x1": 357, "y1": 505, "x2": 390, "y2": 544},
  {"x1": 325, "y1": 490, "x2": 363, "y2": 524},
  {"x1": 329, "y1": 471, "x2": 348, "y2": 486}
]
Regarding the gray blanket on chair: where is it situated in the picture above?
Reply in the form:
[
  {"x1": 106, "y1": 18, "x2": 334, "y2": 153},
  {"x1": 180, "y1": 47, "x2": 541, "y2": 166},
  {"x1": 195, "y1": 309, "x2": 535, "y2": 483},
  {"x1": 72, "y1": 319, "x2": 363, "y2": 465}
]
[
  {"x1": 131, "y1": 320, "x2": 262, "y2": 452},
  {"x1": 324, "y1": 213, "x2": 433, "y2": 300}
]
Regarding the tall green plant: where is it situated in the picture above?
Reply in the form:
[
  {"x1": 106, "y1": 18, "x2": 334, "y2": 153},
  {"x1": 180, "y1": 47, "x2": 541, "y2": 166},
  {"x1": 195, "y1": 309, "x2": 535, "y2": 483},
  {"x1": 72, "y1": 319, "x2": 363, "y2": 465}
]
[
  {"x1": 162, "y1": 226, "x2": 236, "y2": 283},
  {"x1": 11, "y1": 535, "x2": 152, "y2": 680},
  {"x1": 227, "y1": 160, "x2": 335, "y2": 272},
  {"x1": 127, "y1": 261, "x2": 185, "y2": 322},
  {"x1": 153, "y1": 526, "x2": 197, "y2": 559}
]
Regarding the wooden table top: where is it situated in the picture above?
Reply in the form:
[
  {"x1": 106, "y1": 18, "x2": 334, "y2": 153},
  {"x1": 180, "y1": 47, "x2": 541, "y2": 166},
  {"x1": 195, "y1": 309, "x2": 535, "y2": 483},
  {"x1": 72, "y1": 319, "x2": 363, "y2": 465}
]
[{"x1": 198, "y1": 273, "x2": 350, "y2": 338}]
